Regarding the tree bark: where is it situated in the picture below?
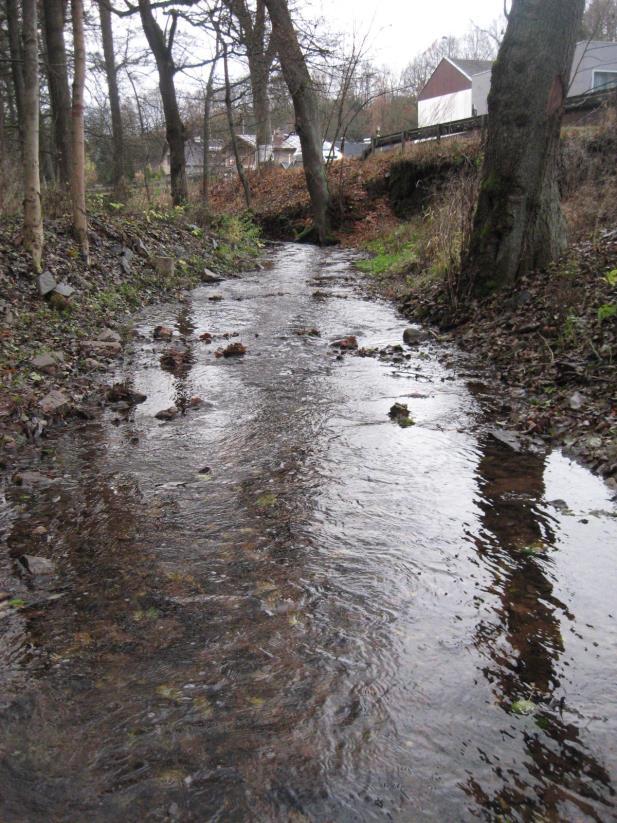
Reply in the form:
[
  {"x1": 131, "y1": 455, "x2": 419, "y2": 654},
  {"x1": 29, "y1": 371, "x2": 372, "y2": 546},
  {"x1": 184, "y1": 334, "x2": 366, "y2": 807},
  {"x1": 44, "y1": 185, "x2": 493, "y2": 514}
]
[
  {"x1": 201, "y1": 54, "x2": 218, "y2": 206},
  {"x1": 21, "y1": 0, "x2": 43, "y2": 271},
  {"x1": 263, "y1": 0, "x2": 331, "y2": 244},
  {"x1": 463, "y1": 0, "x2": 585, "y2": 297},
  {"x1": 226, "y1": 0, "x2": 274, "y2": 164},
  {"x1": 6, "y1": 0, "x2": 24, "y2": 147},
  {"x1": 224, "y1": 45, "x2": 251, "y2": 209},
  {"x1": 42, "y1": 0, "x2": 72, "y2": 185},
  {"x1": 97, "y1": 0, "x2": 126, "y2": 196},
  {"x1": 70, "y1": 0, "x2": 89, "y2": 263},
  {"x1": 137, "y1": 0, "x2": 187, "y2": 206}
]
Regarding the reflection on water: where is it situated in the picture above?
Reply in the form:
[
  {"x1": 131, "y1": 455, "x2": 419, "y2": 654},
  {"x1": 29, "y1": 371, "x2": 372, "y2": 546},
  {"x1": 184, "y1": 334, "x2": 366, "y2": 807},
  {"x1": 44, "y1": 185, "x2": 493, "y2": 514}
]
[{"x1": 0, "y1": 244, "x2": 616, "y2": 821}]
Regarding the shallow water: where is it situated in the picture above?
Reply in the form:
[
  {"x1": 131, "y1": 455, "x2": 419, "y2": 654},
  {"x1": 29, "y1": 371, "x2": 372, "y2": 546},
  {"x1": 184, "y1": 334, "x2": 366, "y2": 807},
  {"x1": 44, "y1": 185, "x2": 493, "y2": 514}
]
[{"x1": 1, "y1": 244, "x2": 616, "y2": 821}]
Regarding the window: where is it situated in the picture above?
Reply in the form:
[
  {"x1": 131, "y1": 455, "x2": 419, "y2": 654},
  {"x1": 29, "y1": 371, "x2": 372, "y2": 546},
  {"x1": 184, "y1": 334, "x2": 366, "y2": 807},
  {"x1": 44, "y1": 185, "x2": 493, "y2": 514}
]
[{"x1": 593, "y1": 70, "x2": 617, "y2": 91}]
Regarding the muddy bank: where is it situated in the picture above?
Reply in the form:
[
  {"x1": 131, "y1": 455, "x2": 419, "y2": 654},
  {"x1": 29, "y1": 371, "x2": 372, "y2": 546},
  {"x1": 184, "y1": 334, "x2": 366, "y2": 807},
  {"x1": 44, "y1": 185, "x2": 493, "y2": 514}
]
[
  {"x1": 0, "y1": 211, "x2": 263, "y2": 474},
  {"x1": 395, "y1": 230, "x2": 617, "y2": 488}
]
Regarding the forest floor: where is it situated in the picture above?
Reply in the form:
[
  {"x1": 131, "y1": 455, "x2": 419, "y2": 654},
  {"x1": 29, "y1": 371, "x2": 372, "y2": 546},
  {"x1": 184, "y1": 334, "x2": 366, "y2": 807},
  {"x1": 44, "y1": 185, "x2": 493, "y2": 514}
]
[
  {"x1": 209, "y1": 127, "x2": 617, "y2": 485},
  {"x1": 0, "y1": 207, "x2": 263, "y2": 474}
]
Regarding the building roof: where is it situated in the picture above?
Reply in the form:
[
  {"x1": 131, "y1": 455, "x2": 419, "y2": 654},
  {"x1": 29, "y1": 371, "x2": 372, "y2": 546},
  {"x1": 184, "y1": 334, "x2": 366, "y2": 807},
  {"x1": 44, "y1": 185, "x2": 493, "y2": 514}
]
[{"x1": 447, "y1": 57, "x2": 494, "y2": 78}]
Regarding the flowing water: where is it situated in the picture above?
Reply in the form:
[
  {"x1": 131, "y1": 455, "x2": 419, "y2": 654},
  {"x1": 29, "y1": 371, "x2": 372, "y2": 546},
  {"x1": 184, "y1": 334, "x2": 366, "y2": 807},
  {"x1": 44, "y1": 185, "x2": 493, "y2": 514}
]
[{"x1": 1, "y1": 244, "x2": 616, "y2": 822}]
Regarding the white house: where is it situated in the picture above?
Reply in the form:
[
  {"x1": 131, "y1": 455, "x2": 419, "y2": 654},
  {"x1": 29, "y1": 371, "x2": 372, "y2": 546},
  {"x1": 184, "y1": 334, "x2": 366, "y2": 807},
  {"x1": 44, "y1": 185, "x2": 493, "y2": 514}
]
[{"x1": 418, "y1": 42, "x2": 617, "y2": 128}]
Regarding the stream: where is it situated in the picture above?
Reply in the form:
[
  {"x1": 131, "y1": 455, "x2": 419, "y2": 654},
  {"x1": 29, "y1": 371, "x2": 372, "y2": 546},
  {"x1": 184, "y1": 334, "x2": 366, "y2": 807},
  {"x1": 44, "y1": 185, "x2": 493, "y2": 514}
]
[{"x1": 1, "y1": 244, "x2": 616, "y2": 821}]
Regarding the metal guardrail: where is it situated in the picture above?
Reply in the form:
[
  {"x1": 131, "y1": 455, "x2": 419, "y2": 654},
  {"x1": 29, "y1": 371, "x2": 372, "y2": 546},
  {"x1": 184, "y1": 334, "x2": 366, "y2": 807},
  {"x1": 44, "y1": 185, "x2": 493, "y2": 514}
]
[{"x1": 363, "y1": 88, "x2": 616, "y2": 159}]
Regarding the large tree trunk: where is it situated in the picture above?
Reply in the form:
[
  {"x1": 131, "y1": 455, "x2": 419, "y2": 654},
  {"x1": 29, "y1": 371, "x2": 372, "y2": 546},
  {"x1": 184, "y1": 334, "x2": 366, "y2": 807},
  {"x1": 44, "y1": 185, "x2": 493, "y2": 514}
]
[
  {"x1": 70, "y1": 0, "x2": 89, "y2": 263},
  {"x1": 97, "y1": 0, "x2": 126, "y2": 196},
  {"x1": 463, "y1": 0, "x2": 585, "y2": 296},
  {"x1": 138, "y1": 0, "x2": 187, "y2": 206},
  {"x1": 21, "y1": 0, "x2": 43, "y2": 272},
  {"x1": 42, "y1": 0, "x2": 72, "y2": 185},
  {"x1": 263, "y1": 0, "x2": 331, "y2": 244},
  {"x1": 6, "y1": 0, "x2": 24, "y2": 147}
]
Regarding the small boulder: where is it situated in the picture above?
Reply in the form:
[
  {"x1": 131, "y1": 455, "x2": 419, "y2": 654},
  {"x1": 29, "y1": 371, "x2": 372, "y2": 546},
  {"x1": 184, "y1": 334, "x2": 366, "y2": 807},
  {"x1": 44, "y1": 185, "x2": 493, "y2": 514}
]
[
  {"x1": 98, "y1": 328, "x2": 122, "y2": 344},
  {"x1": 20, "y1": 555, "x2": 55, "y2": 576},
  {"x1": 202, "y1": 269, "x2": 222, "y2": 284},
  {"x1": 79, "y1": 341, "x2": 122, "y2": 357},
  {"x1": 331, "y1": 336, "x2": 358, "y2": 351},
  {"x1": 216, "y1": 342, "x2": 246, "y2": 358},
  {"x1": 199, "y1": 332, "x2": 213, "y2": 343},
  {"x1": 106, "y1": 383, "x2": 147, "y2": 405},
  {"x1": 48, "y1": 292, "x2": 71, "y2": 311},
  {"x1": 39, "y1": 389, "x2": 70, "y2": 416},
  {"x1": 31, "y1": 351, "x2": 65, "y2": 375},
  {"x1": 38, "y1": 271, "x2": 57, "y2": 296},
  {"x1": 403, "y1": 327, "x2": 425, "y2": 346},
  {"x1": 155, "y1": 406, "x2": 178, "y2": 421},
  {"x1": 389, "y1": 402, "x2": 410, "y2": 420},
  {"x1": 153, "y1": 325, "x2": 174, "y2": 341},
  {"x1": 154, "y1": 257, "x2": 175, "y2": 278}
]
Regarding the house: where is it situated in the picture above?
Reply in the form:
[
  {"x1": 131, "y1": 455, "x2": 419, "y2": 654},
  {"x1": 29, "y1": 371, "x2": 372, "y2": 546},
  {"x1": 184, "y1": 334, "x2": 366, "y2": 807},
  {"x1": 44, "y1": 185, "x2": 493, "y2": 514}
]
[
  {"x1": 418, "y1": 41, "x2": 617, "y2": 128},
  {"x1": 157, "y1": 137, "x2": 224, "y2": 178},
  {"x1": 417, "y1": 58, "x2": 493, "y2": 128}
]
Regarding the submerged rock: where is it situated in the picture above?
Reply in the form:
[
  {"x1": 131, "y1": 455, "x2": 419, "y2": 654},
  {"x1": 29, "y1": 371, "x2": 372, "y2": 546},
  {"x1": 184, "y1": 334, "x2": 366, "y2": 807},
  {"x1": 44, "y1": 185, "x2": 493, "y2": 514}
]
[
  {"x1": 216, "y1": 342, "x2": 247, "y2": 358},
  {"x1": 331, "y1": 336, "x2": 358, "y2": 351},
  {"x1": 154, "y1": 325, "x2": 174, "y2": 341},
  {"x1": 106, "y1": 383, "x2": 147, "y2": 405},
  {"x1": 155, "y1": 406, "x2": 179, "y2": 421}
]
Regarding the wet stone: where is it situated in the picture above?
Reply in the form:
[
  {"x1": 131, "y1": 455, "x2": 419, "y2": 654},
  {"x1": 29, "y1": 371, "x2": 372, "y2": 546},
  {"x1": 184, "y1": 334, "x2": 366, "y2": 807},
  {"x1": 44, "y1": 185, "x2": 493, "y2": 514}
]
[
  {"x1": 39, "y1": 389, "x2": 70, "y2": 416},
  {"x1": 155, "y1": 406, "x2": 179, "y2": 421},
  {"x1": 154, "y1": 326, "x2": 174, "y2": 341},
  {"x1": 331, "y1": 336, "x2": 358, "y2": 351},
  {"x1": 403, "y1": 327, "x2": 425, "y2": 346}
]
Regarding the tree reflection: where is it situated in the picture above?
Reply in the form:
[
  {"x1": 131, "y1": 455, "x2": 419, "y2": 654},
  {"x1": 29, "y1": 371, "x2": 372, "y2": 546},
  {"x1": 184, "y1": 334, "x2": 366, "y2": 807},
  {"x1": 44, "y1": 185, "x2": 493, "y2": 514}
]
[{"x1": 465, "y1": 435, "x2": 614, "y2": 819}]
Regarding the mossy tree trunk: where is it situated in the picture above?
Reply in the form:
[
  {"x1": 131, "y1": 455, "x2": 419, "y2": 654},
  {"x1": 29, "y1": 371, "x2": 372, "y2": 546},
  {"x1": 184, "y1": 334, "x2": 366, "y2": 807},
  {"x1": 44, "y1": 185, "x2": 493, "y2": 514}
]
[{"x1": 463, "y1": 0, "x2": 585, "y2": 297}]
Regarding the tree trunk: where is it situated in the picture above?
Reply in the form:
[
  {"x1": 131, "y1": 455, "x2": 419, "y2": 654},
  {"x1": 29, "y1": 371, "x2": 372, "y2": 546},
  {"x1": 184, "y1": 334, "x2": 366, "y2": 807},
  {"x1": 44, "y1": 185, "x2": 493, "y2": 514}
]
[
  {"x1": 138, "y1": 0, "x2": 187, "y2": 206},
  {"x1": 97, "y1": 0, "x2": 125, "y2": 196},
  {"x1": 463, "y1": 0, "x2": 585, "y2": 297},
  {"x1": 6, "y1": 0, "x2": 24, "y2": 147},
  {"x1": 70, "y1": 0, "x2": 89, "y2": 263},
  {"x1": 263, "y1": 0, "x2": 331, "y2": 244},
  {"x1": 225, "y1": 0, "x2": 274, "y2": 165},
  {"x1": 224, "y1": 46, "x2": 251, "y2": 210},
  {"x1": 201, "y1": 55, "x2": 218, "y2": 206},
  {"x1": 21, "y1": 0, "x2": 43, "y2": 271},
  {"x1": 42, "y1": 0, "x2": 72, "y2": 185}
]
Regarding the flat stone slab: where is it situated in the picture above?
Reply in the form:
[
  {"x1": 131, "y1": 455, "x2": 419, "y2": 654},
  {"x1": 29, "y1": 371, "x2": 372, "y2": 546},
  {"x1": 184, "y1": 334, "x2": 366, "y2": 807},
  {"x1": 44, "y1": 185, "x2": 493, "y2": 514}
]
[
  {"x1": 38, "y1": 271, "x2": 57, "y2": 296},
  {"x1": 53, "y1": 282, "x2": 75, "y2": 298}
]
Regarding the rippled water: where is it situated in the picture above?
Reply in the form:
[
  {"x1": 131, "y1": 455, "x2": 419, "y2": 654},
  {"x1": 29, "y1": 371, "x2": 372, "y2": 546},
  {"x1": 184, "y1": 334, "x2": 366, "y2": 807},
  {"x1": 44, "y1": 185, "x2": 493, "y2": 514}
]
[{"x1": 1, "y1": 244, "x2": 616, "y2": 821}]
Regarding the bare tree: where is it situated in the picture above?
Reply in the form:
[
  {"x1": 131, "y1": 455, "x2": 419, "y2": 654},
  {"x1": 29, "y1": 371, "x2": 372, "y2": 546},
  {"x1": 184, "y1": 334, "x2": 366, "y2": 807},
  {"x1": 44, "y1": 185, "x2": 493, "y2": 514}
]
[
  {"x1": 71, "y1": 0, "x2": 89, "y2": 262},
  {"x1": 224, "y1": 0, "x2": 276, "y2": 164},
  {"x1": 137, "y1": 0, "x2": 188, "y2": 205},
  {"x1": 223, "y1": 41, "x2": 251, "y2": 208},
  {"x1": 463, "y1": 0, "x2": 585, "y2": 296},
  {"x1": 42, "y1": 0, "x2": 72, "y2": 185},
  {"x1": 21, "y1": 0, "x2": 43, "y2": 271},
  {"x1": 98, "y1": 0, "x2": 126, "y2": 196},
  {"x1": 264, "y1": 0, "x2": 331, "y2": 243},
  {"x1": 202, "y1": 47, "x2": 220, "y2": 206}
]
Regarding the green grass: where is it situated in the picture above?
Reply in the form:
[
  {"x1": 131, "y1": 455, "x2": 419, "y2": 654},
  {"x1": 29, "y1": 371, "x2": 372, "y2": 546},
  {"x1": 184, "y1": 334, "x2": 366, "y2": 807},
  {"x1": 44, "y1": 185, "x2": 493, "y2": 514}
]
[{"x1": 357, "y1": 223, "x2": 419, "y2": 278}]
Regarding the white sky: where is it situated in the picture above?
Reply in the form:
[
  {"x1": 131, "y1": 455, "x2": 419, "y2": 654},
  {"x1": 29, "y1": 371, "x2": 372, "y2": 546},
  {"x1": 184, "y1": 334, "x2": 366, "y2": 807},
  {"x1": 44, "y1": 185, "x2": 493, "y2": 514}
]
[{"x1": 313, "y1": 0, "x2": 506, "y2": 74}]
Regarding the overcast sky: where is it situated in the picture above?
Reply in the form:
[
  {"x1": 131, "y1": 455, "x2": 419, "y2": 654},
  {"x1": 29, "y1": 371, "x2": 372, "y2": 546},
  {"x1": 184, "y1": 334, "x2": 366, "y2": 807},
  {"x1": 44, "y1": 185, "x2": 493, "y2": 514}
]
[{"x1": 312, "y1": 0, "x2": 506, "y2": 74}]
